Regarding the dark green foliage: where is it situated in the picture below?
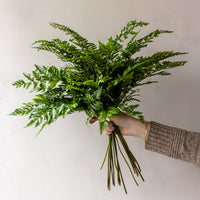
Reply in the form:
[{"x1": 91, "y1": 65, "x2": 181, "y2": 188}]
[{"x1": 10, "y1": 19, "x2": 188, "y2": 193}]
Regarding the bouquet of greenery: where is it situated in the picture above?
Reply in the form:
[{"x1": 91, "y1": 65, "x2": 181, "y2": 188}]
[{"x1": 10, "y1": 19, "x2": 188, "y2": 193}]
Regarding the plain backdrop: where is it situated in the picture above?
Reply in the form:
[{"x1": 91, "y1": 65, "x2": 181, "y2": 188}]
[{"x1": 0, "y1": 0, "x2": 200, "y2": 199}]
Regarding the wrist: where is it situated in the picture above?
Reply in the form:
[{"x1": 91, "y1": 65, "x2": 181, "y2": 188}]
[
  {"x1": 132, "y1": 119, "x2": 150, "y2": 141},
  {"x1": 144, "y1": 121, "x2": 151, "y2": 142}
]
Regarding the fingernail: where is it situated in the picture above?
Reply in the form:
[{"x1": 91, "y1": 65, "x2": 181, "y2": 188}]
[{"x1": 110, "y1": 126, "x2": 114, "y2": 131}]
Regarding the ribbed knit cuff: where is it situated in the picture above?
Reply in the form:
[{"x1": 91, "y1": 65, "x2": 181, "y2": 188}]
[{"x1": 145, "y1": 121, "x2": 185, "y2": 159}]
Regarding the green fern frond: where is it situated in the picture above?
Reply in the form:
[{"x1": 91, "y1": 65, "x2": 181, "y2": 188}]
[{"x1": 49, "y1": 22, "x2": 97, "y2": 50}]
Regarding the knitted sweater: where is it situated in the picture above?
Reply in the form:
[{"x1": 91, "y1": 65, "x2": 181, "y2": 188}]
[{"x1": 145, "y1": 121, "x2": 200, "y2": 168}]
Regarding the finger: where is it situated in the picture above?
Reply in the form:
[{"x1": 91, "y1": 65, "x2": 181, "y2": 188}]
[
  {"x1": 104, "y1": 130, "x2": 113, "y2": 135},
  {"x1": 104, "y1": 123, "x2": 115, "y2": 135},
  {"x1": 89, "y1": 115, "x2": 98, "y2": 124},
  {"x1": 108, "y1": 121, "x2": 114, "y2": 127},
  {"x1": 104, "y1": 125, "x2": 114, "y2": 132}
]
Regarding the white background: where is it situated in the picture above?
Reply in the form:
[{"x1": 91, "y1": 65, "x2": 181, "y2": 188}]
[{"x1": 1, "y1": 0, "x2": 200, "y2": 199}]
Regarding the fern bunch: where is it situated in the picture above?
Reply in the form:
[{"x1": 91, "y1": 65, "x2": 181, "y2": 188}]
[{"x1": 10, "y1": 19, "x2": 188, "y2": 193}]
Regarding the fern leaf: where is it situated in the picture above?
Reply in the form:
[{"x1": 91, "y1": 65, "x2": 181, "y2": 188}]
[{"x1": 49, "y1": 22, "x2": 97, "y2": 50}]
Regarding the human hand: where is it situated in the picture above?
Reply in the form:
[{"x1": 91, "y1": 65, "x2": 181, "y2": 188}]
[{"x1": 89, "y1": 112, "x2": 150, "y2": 142}]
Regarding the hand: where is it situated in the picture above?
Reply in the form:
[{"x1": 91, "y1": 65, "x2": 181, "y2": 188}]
[{"x1": 89, "y1": 112, "x2": 150, "y2": 142}]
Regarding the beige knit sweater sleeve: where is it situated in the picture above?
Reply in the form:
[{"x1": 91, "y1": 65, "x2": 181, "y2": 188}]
[{"x1": 145, "y1": 121, "x2": 200, "y2": 168}]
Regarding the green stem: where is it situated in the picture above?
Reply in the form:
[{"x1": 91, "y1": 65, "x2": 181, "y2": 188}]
[
  {"x1": 100, "y1": 141, "x2": 110, "y2": 170},
  {"x1": 110, "y1": 134, "x2": 115, "y2": 186},
  {"x1": 115, "y1": 126, "x2": 144, "y2": 181},
  {"x1": 102, "y1": 125, "x2": 144, "y2": 194},
  {"x1": 115, "y1": 134, "x2": 139, "y2": 186},
  {"x1": 107, "y1": 135, "x2": 111, "y2": 190},
  {"x1": 112, "y1": 133, "x2": 127, "y2": 193},
  {"x1": 112, "y1": 132, "x2": 121, "y2": 186}
]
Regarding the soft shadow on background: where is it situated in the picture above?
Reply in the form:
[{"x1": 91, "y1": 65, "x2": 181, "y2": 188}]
[{"x1": 0, "y1": 0, "x2": 200, "y2": 199}]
